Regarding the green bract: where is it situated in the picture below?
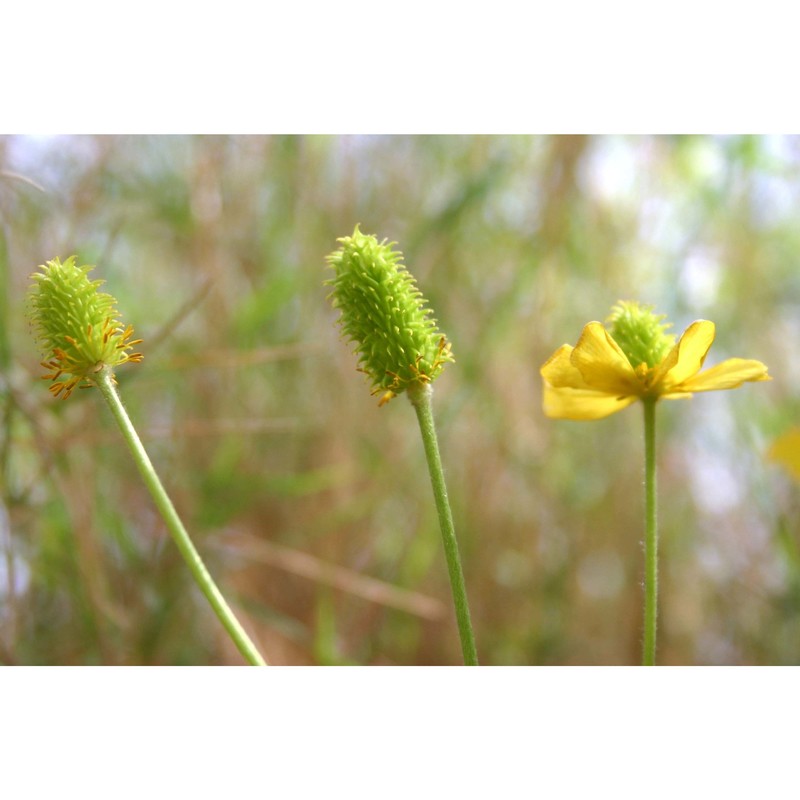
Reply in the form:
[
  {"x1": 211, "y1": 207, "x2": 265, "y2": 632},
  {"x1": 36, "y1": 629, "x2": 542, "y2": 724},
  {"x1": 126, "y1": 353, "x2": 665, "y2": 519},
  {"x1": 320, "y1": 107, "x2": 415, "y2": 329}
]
[
  {"x1": 326, "y1": 225, "x2": 453, "y2": 405},
  {"x1": 607, "y1": 300, "x2": 675, "y2": 370},
  {"x1": 28, "y1": 256, "x2": 143, "y2": 398}
]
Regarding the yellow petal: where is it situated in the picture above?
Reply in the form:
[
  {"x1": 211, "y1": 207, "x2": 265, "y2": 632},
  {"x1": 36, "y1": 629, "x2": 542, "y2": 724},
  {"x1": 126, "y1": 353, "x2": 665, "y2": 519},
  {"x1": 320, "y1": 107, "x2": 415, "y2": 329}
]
[
  {"x1": 541, "y1": 343, "x2": 636, "y2": 419},
  {"x1": 543, "y1": 383, "x2": 637, "y2": 420},
  {"x1": 768, "y1": 428, "x2": 800, "y2": 483},
  {"x1": 541, "y1": 344, "x2": 590, "y2": 389},
  {"x1": 654, "y1": 320, "x2": 715, "y2": 392},
  {"x1": 570, "y1": 322, "x2": 640, "y2": 395},
  {"x1": 677, "y1": 358, "x2": 771, "y2": 392}
]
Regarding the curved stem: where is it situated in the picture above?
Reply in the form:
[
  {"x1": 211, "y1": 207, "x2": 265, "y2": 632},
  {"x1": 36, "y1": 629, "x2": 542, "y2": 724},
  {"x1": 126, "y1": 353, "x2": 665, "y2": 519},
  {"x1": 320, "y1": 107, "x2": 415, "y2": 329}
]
[
  {"x1": 642, "y1": 397, "x2": 658, "y2": 666},
  {"x1": 94, "y1": 367, "x2": 267, "y2": 666},
  {"x1": 407, "y1": 382, "x2": 478, "y2": 666}
]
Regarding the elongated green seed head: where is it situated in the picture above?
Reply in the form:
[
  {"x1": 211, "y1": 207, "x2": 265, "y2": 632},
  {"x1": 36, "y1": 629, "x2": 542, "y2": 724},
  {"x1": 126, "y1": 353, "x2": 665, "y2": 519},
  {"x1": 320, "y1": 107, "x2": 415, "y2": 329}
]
[
  {"x1": 326, "y1": 225, "x2": 453, "y2": 405},
  {"x1": 28, "y1": 256, "x2": 143, "y2": 398}
]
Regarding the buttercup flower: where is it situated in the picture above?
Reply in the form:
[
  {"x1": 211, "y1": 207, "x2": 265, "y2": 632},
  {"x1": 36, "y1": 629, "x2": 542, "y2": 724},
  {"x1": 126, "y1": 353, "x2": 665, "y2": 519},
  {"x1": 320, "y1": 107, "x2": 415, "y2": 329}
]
[
  {"x1": 28, "y1": 256, "x2": 143, "y2": 399},
  {"x1": 326, "y1": 225, "x2": 453, "y2": 405},
  {"x1": 767, "y1": 428, "x2": 800, "y2": 483},
  {"x1": 541, "y1": 301, "x2": 770, "y2": 420}
]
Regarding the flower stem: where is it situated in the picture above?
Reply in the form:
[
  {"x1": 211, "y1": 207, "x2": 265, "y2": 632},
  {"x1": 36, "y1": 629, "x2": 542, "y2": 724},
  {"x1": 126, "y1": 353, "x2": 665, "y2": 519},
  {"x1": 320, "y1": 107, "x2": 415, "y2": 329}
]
[
  {"x1": 642, "y1": 397, "x2": 658, "y2": 666},
  {"x1": 94, "y1": 367, "x2": 267, "y2": 666},
  {"x1": 407, "y1": 382, "x2": 478, "y2": 666}
]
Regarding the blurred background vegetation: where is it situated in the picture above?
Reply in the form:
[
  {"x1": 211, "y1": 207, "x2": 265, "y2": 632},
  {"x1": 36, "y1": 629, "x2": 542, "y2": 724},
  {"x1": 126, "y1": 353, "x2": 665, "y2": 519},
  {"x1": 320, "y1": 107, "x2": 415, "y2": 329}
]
[{"x1": 0, "y1": 134, "x2": 798, "y2": 665}]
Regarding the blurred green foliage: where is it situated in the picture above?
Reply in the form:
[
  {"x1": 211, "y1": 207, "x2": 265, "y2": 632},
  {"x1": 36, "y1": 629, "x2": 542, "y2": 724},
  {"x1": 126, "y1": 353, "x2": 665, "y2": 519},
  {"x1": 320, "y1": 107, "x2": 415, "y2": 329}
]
[{"x1": 0, "y1": 135, "x2": 798, "y2": 665}]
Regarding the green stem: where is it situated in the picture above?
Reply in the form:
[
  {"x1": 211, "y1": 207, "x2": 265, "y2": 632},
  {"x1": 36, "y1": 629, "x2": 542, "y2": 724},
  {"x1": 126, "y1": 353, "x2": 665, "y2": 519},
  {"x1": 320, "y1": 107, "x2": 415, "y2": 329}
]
[
  {"x1": 642, "y1": 397, "x2": 658, "y2": 666},
  {"x1": 94, "y1": 367, "x2": 267, "y2": 666},
  {"x1": 407, "y1": 382, "x2": 478, "y2": 666}
]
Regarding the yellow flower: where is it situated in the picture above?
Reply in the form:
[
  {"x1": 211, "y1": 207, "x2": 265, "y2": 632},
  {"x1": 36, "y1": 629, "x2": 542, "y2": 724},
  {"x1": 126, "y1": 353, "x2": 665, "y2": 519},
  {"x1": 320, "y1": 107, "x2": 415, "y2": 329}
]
[
  {"x1": 767, "y1": 428, "x2": 800, "y2": 483},
  {"x1": 541, "y1": 301, "x2": 771, "y2": 420}
]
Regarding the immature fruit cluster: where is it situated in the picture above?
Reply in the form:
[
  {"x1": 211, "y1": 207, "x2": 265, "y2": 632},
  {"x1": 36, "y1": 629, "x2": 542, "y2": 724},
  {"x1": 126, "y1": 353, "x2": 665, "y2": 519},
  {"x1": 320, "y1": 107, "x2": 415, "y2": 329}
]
[
  {"x1": 28, "y1": 256, "x2": 143, "y2": 398},
  {"x1": 607, "y1": 301, "x2": 675, "y2": 371},
  {"x1": 326, "y1": 226, "x2": 453, "y2": 405}
]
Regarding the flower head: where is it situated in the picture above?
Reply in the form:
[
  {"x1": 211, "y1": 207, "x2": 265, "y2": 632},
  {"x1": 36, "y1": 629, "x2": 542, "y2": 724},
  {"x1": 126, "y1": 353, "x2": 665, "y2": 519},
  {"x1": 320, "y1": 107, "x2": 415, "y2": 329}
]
[
  {"x1": 28, "y1": 256, "x2": 143, "y2": 399},
  {"x1": 767, "y1": 428, "x2": 800, "y2": 483},
  {"x1": 541, "y1": 301, "x2": 770, "y2": 420},
  {"x1": 325, "y1": 225, "x2": 453, "y2": 405}
]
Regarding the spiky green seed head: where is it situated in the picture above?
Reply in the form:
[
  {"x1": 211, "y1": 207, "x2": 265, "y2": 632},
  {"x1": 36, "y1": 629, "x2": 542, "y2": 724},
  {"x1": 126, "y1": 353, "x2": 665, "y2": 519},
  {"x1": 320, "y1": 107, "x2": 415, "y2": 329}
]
[
  {"x1": 325, "y1": 225, "x2": 454, "y2": 405},
  {"x1": 28, "y1": 256, "x2": 143, "y2": 398},
  {"x1": 607, "y1": 300, "x2": 675, "y2": 370}
]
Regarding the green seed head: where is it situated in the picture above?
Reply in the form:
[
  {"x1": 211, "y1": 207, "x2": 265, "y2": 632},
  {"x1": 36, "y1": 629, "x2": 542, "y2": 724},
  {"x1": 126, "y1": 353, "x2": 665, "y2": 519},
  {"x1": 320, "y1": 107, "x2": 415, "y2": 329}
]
[
  {"x1": 607, "y1": 300, "x2": 675, "y2": 370},
  {"x1": 28, "y1": 256, "x2": 143, "y2": 398},
  {"x1": 325, "y1": 225, "x2": 454, "y2": 405}
]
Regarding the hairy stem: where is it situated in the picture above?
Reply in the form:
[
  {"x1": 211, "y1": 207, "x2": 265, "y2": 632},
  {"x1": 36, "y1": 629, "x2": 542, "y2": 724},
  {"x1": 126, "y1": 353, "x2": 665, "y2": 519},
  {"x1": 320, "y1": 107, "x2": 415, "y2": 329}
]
[
  {"x1": 95, "y1": 367, "x2": 267, "y2": 666},
  {"x1": 408, "y1": 382, "x2": 478, "y2": 666},
  {"x1": 642, "y1": 397, "x2": 658, "y2": 666}
]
